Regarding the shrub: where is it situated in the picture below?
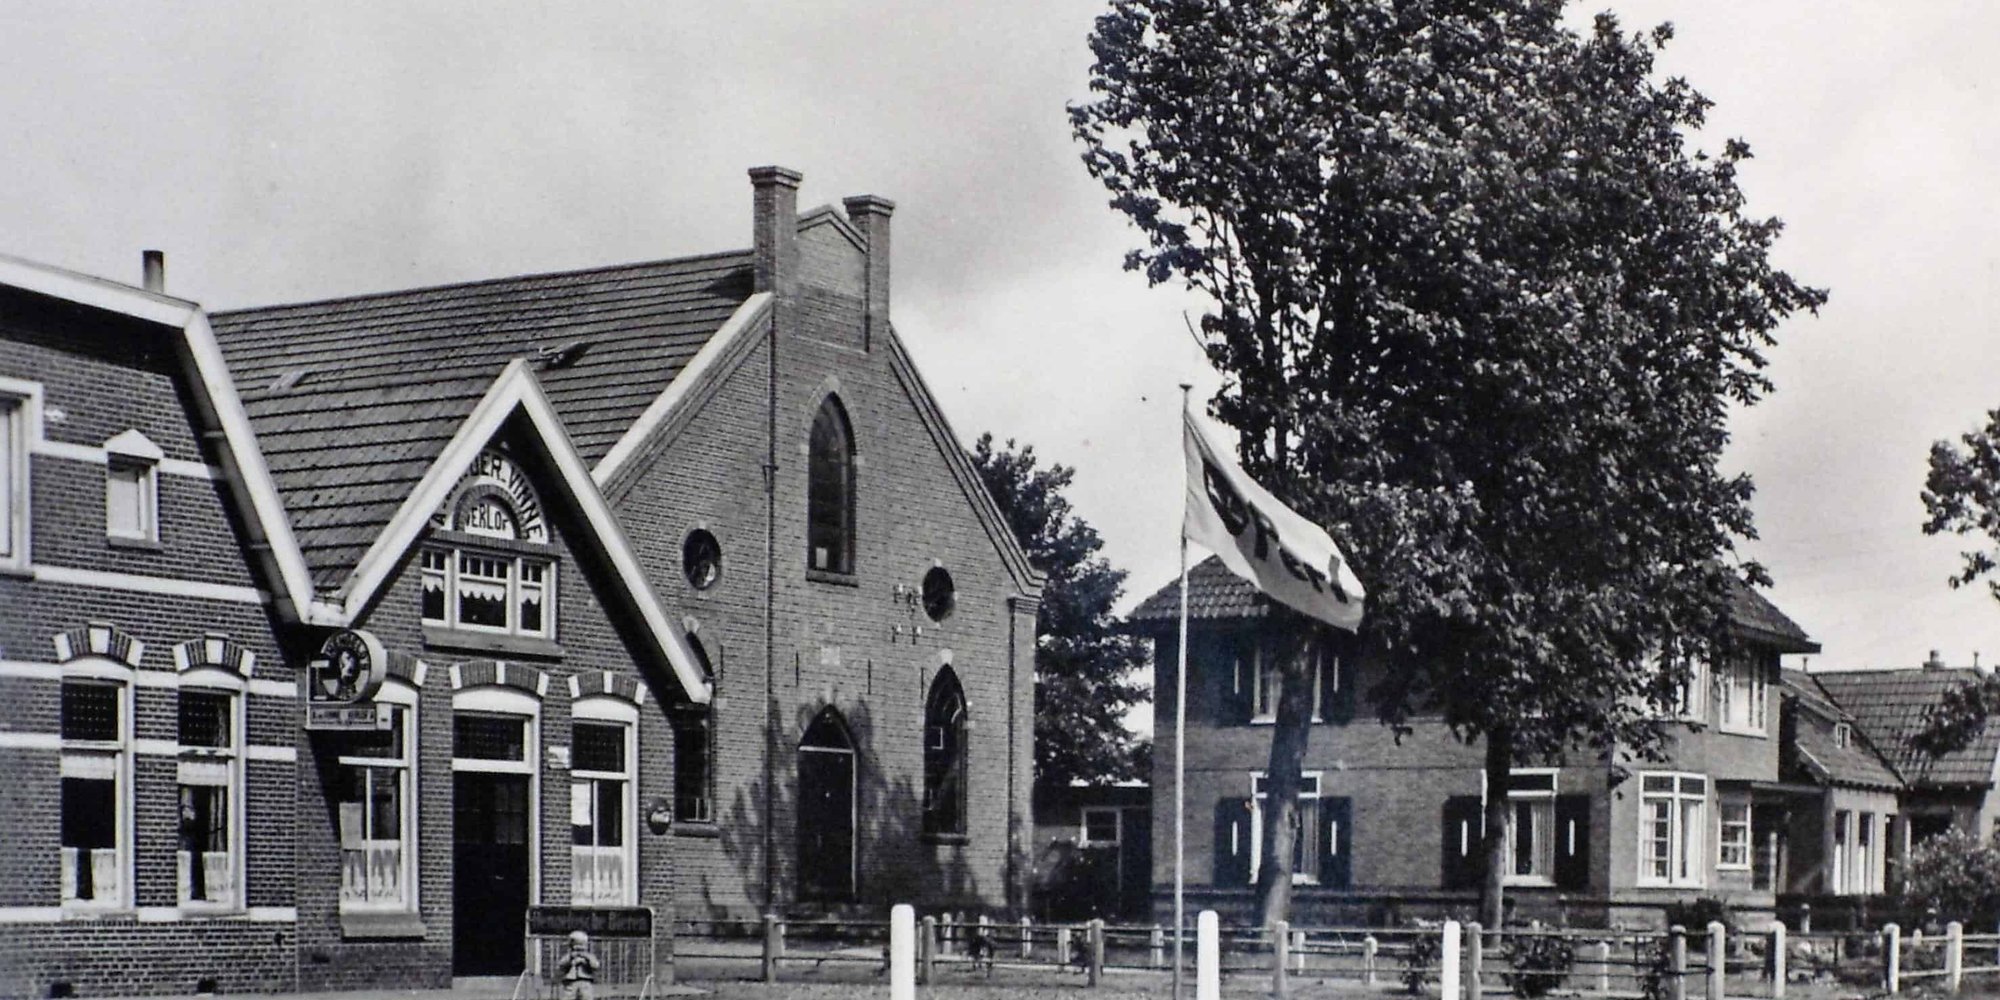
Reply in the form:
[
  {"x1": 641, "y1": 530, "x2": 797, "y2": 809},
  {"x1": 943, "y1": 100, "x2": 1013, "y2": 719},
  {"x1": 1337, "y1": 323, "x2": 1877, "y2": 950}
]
[
  {"x1": 1403, "y1": 927, "x2": 1442, "y2": 995},
  {"x1": 1662, "y1": 896, "x2": 1736, "y2": 938},
  {"x1": 1904, "y1": 827, "x2": 2000, "y2": 925},
  {"x1": 1504, "y1": 934, "x2": 1577, "y2": 999}
]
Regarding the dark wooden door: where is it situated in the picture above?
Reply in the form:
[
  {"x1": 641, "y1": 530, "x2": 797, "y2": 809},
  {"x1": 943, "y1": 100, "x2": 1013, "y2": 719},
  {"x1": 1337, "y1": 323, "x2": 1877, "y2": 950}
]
[
  {"x1": 1120, "y1": 806, "x2": 1152, "y2": 919},
  {"x1": 454, "y1": 771, "x2": 531, "y2": 976},
  {"x1": 797, "y1": 747, "x2": 854, "y2": 899}
]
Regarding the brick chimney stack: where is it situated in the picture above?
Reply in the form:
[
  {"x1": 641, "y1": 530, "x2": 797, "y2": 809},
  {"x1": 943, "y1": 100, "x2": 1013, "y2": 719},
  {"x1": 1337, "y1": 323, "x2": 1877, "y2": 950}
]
[
  {"x1": 1924, "y1": 649, "x2": 1947, "y2": 671},
  {"x1": 843, "y1": 195, "x2": 894, "y2": 351},
  {"x1": 142, "y1": 250, "x2": 164, "y2": 293},
  {"x1": 749, "y1": 166, "x2": 802, "y2": 301}
]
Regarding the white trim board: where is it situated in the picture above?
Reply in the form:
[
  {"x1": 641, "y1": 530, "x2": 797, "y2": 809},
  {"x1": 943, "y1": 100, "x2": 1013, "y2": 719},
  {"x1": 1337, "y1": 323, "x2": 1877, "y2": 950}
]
[
  {"x1": 29, "y1": 564, "x2": 265, "y2": 605},
  {"x1": 593, "y1": 292, "x2": 771, "y2": 487}
]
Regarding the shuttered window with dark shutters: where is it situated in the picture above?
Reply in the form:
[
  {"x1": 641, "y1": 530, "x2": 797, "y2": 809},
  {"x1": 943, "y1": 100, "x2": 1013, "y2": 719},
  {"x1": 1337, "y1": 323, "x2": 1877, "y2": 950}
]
[
  {"x1": 1213, "y1": 797, "x2": 1253, "y2": 886},
  {"x1": 1555, "y1": 795, "x2": 1591, "y2": 891},
  {"x1": 1441, "y1": 795, "x2": 1484, "y2": 890}
]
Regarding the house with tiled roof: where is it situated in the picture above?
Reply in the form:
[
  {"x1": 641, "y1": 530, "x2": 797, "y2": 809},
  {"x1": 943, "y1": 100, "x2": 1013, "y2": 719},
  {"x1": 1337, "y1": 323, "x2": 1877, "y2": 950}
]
[
  {"x1": 202, "y1": 167, "x2": 1041, "y2": 986},
  {"x1": 1129, "y1": 555, "x2": 1820, "y2": 927},
  {"x1": 1776, "y1": 671, "x2": 1904, "y2": 896},
  {"x1": 1815, "y1": 657, "x2": 2000, "y2": 851}
]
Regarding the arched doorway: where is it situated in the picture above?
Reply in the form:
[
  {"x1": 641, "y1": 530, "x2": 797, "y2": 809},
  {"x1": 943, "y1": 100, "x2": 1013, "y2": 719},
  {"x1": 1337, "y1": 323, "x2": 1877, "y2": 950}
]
[{"x1": 797, "y1": 708, "x2": 855, "y2": 900}]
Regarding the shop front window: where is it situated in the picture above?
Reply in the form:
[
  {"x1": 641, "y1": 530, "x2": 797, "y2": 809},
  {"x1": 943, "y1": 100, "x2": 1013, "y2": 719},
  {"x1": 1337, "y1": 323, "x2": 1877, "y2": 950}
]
[
  {"x1": 61, "y1": 677, "x2": 126, "y2": 909},
  {"x1": 338, "y1": 699, "x2": 414, "y2": 911},
  {"x1": 178, "y1": 689, "x2": 238, "y2": 907},
  {"x1": 570, "y1": 719, "x2": 633, "y2": 905}
]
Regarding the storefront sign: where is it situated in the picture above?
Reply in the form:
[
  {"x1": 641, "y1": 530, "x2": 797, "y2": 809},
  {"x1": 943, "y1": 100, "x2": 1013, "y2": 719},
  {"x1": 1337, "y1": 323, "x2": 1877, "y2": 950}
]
[
  {"x1": 527, "y1": 905, "x2": 653, "y2": 938},
  {"x1": 307, "y1": 704, "x2": 389, "y2": 731},
  {"x1": 308, "y1": 629, "x2": 388, "y2": 705}
]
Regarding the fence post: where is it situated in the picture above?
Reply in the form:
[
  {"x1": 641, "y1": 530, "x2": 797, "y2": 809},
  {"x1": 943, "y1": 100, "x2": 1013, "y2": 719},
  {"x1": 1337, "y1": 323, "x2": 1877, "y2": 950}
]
[
  {"x1": 1595, "y1": 940, "x2": 1612, "y2": 996},
  {"x1": 1707, "y1": 922, "x2": 1726, "y2": 1000},
  {"x1": 1272, "y1": 919, "x2": 1290, "y2": 998},
  {"x1": 1669, "y1": 925, "x2": 1688, "y2": 1000},
  {"x1": 1364, "y1": 935, "x2": 1379, "y2": 987},
  {"x1": 1198, "y1": 910, "x2": 1221, "y2": 1000},
  {"x1": 1466, "y1": 922, "x2": 1484, "y2": 1000},
  {"x1": 1883, "y1": 922, "x2": 1899, "y2": 995},
  {"x1": 940, "y1": 912, "x2": 954, "y2": 957},
  {"x1": 1798, "y1": 903, "x2": 1811, "y2": 936},
  {"x1": 1058, "y1": 925, "x2": 1073, "y2": 967},
  {"x1": 1770, "y1": 921, "x2": 1787, "y2": 1000},
  {"x1": 919, "y1": 916, "x2": 936, "y2": 985},
  {"x1": 1088, "y1": 919, "x2": 1105, "y2": 988},
  {"x1": 1152, "y1": 924, "x2": 1165, "y2": 969},
  {"x1": 1021, "y1": 915, "x2": 1033, "y2": 959},
  {"x1": 890, "y1": 904, "x2": 916, "y2": 1000},
  {"x1": 1947, "y1": 920, "x2": 1964, "y2": 994},
  {"x1": 1442, "y1": 920, "x2": 1463, "y2": 1000},
  {"x1": 1293, "y1": 927, "x2": 1307, "y2": 974},
  {"x1": 979, "y1": 914, "x2": 992, "y2": 963},
  {"x1": 761, "y1": 913, "x2": 780, "y2": 984}
]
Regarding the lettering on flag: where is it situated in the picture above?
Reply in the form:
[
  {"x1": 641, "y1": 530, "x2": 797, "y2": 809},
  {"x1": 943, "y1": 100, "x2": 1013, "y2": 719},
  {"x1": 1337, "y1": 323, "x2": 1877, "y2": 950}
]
[{"x1": 1183, "y1": 410, "x2": 1365, "y2": 632}]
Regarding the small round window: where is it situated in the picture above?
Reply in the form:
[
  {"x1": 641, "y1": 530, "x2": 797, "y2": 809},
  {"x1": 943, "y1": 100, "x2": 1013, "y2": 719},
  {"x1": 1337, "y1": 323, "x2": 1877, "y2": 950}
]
[
  {"x1": 922, "y1": 566, "x2": 956, "y2": 622},
  {"x1": 683, "y1": 530, "x2": 722, "y2": 590}
]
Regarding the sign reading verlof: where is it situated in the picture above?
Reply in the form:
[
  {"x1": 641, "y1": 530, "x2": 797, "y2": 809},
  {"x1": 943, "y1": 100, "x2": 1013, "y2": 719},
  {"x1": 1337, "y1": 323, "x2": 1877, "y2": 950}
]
[{"x1": 1183, "y1": 410, "x2": 1365, "y2": 632}]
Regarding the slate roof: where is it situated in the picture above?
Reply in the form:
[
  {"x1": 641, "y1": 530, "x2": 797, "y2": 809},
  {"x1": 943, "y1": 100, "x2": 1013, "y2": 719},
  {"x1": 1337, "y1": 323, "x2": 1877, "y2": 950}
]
[
  {"x1": 1129, "y1": 557, "x2": 1819, "y2": 656},
  {"x1": 210, "y1": 253, "x2": 754, "y2": 590},
  {"x1": 1781, "y1": 671, "x2": 1903, "y2": 790},
  {"x1": 1813, "y1": 667, "x2": 2000, "y2": 789}
]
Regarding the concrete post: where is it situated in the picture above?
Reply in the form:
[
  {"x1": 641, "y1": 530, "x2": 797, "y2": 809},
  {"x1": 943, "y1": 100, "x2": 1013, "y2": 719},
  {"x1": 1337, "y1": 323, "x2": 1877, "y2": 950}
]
[
  {"x1": 1020, "y1": 916, "x2": 1033, "y2": 958},
  {"x1": 1273, "y1": 919, "x2": 1290, "y2": 998},
  {"x1": 1058, "y1": 926, "x2": 1073, "y2": 967},
  {"x1": 1883, "y1": 922, "x2": 1899, "y2": 994},
  {"x1": 1669, "y1": 925, "x2": 1688, "y2": 1000},
  {"x1": 919, "y1": 916, "x2": 936, "y2": 985},
  {"x1": 1798, "y1": 904, "x2": 1812, "y2": 936},
  {"x1": 1151, "y1": 924, "x2": 1165, "y2": 969},
  {"x1": 1467, "y1": 922, "x2": 1483, "y2": 1000},
  {"x1": 940, "y1": 912, "x2": 953, "y2": 956},
  {"x1": 1947, "y1": 921, "x2": 1964, "y2": 994},
  {"x1": 1707, "y1": 922, "x2": 1726, "y2": 1000},
  {"x1": 761, "y1": 913, "x2": 780, "y2": 983},
  {"x1": 890, "y1": 905, "x2": 915, "y2": 1000},
  {"x1": 1442, "y1": 920, "x2": 1462, "y2": 1000},
  {"x1": 1770, "y1": 922, "x2": 1787, "y2": 1000},
  {"x1": 1293, "y1": 927, "x2": 1307, "y2": 974},
  {"x1": 1198, "y1": 910, "x2": 1221, "y2": 1000},
  {"x1": 1088, "y1": 919, "x2": 1105, "y2": 988},
  {"x1": 1364, "y1": 935, "x2": 1379, "y2": 987},
  {"x1": 1595, "y1": 940, "x2": 1612, "y2": 996}
]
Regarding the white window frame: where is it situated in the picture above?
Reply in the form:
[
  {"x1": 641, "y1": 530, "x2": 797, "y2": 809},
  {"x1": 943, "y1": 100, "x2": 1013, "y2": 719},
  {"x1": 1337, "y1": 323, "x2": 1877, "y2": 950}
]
[
  {"x1": 1830, "y1": 809, "x2": 1851, "y2": 894},
  {"x1": 571, "y1": 696, "x2": 638, "y2": 906},
  {"x1": 1503, "y1": 769, "x2": 1558, "y2": 887},
  {"x1": 1717, "y1": 799, "x2": 1752, "y2": 871},
  {"x1": 103, "y1": 430, "x2": 162, "y2": 544},
  {"x1": 1637, "y1": 772, "x2": 1708, "y2": 888},
  {"x1": 421, "y1": 545, "x2": 557, "y2": 639},
  {"x1": 1081, "y1": 807, "x2": 1123, "y2": 847},
  {"x1": 1674, "y1": 658, "x2": 1709, "y2": 723},
  {"x1": 338, "y1": 679, "x2": 418, "y2": 914},
  {"x1": 1833, "y1": 722, "x2": 1852, "y2": 749},
  {"x1": 0, "y1": 379, "x2": 38, "y2": 572},
  {"x1": 1716, "y1": 656, "x2": 1768, "y2": 736},
  {"x1": 1249, "y1": 771, "x2": 1323, "y2": 885},
  {"x1": 60, "y1": 659, "x2": 133, "y2": 911},
  {"x1": 1245, "y1": 644, "x2": 1325, "y2": 725},
  {"x1": 177, "y1": 671, "x2": 245, "y2": 911}
]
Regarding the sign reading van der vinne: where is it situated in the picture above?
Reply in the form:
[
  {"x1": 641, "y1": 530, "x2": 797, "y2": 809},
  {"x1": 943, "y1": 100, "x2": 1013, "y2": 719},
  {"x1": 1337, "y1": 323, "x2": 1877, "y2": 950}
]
[
  {"x1": 432, "y1": 448, "x2": 548, "y2": 542},
  {"x1": 304, "y1": 628, "x2": 390, "y2": 731}
]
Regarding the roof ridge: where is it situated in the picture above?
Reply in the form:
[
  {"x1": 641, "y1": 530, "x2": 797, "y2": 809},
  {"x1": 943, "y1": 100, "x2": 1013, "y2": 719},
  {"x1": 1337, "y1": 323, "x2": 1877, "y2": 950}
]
[{"x1": 211, "y1": 249, "x2": 752, "y2": 319}]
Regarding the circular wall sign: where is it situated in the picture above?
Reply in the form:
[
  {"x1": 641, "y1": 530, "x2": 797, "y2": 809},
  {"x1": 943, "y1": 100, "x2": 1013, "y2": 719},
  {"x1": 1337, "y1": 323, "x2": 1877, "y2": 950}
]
[{"x1": 310, "y1": 629, "x2": 388, "y2": 704}]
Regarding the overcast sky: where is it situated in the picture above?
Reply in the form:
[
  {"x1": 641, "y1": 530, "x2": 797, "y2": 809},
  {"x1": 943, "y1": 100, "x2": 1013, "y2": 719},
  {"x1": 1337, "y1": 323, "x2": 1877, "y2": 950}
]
[{"x1": 4, "y1": 2, "x2": 1997, "y2": 684}]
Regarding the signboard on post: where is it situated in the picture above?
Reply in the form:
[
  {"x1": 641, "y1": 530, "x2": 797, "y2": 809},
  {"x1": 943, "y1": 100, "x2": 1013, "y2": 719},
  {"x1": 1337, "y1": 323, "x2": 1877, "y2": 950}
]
[{"x1": 527, "y1": 905, "x2": 654, "y2": 939}]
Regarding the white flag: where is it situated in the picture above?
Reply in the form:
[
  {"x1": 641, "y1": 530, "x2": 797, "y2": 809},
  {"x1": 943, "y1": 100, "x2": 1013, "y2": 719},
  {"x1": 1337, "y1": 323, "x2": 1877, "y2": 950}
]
[{"x1": 1183, "y1": 409, "x2": 1365, "y2": 632}]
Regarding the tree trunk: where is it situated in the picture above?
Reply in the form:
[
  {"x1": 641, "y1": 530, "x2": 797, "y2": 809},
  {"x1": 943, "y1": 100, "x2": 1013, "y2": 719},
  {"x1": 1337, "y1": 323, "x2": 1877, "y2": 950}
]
[
  {"x1": 1481, "y1": 729, "x2": 1513, "y2": 933},
  {"x1": 1256, "y1": 612, "x2": 1318, "y2": 928}
]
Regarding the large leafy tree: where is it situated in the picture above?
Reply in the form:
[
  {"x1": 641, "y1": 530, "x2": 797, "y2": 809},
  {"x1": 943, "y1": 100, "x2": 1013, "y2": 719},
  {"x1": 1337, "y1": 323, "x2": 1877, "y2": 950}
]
[
  {"x1": 1912, "y1": 414, "x2": 2000, "y2": 756},
  {"x1": 1073, "y1": 0, "x2": 1824, "y2": 927},
  {"x1": 972, "y1": 434, "x2": 1151, "y2": 794}
]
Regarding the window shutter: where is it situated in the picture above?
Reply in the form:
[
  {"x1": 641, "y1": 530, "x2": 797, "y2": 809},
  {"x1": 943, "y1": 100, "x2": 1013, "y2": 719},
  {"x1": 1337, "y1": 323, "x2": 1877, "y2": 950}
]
[
  {"x1": 1322, "y1": 797, "x2": 1353, "y2": 890},
  {"x1": 1223, "y1": 637, "x2": 1254, "y2": 725},
  {"x1": 1441, "y1": 795, "x2": 1483, "y2": 890},
  {"x1": 1213, "y1": 798, "x2": 1252, "y2": 886},
  {"x1": 1555, "y1": 795, "x2": 1591, "y2": 891},
  {"x1": 1321, "y1": 649, "x2": 1356, "y2": 724}
]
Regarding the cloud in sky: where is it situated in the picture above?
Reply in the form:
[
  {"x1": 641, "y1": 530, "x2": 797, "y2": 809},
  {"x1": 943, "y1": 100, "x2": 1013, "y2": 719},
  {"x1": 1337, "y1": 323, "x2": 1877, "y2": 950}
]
[{"x1": 3, "y1": 1, "x2": 1998, "y2": 697}]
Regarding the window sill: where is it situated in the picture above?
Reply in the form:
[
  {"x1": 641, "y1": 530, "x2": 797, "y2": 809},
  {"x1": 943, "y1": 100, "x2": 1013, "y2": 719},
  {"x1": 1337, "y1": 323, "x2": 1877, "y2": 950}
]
[
  {"x1": 673, "y1": 822, "x2": 722, "y2": 839},
  {"x1": 61, "y1": 906, "x2": 136, "y2": 920},
  {"x1": 340, "y1": 909, "x2": 427, "y2": 940},
  {"x1": 0, "y1": 560, "x2": 29, "y2": 579},
  {"x1": 806, "y1": 568, "x2": 859, "y2": 588},
  {"x1": 422, "y1": 625, "x2": 563, "y2": 659},
  {"x1": 1716, "y1": 725, "x2": 1768, "y2": 738},
  {"x1": 107, "y1": 535, "x2": 163, "y2": 552},
  {"x1": 1503, "y1": 876, "x2": 1555, "y2": 888},
  {"x1": 922, "y1": 831, "x2": 970, "y2": 847}
]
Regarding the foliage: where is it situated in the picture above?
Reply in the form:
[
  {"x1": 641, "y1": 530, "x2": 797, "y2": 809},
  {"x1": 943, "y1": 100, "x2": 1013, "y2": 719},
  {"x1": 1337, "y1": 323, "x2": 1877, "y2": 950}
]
[
  {"x1": 971, "y1": 434, "x2": 1151, "y2": 793},
  {"x1": 1916, "y1": 413, "x2": 2000, "y2": 755},
  {"x1": 1638, "y1": 940, "x2": 1673, "y2": 1000},
  {"x1": 1503, "y1": 934, "x2": 1577, "y2": 999},
  {"x1": 1901, "y1": 827, "x2": 2000, "y2": 925},
  {"x1": 1663, "y1": 896, "x2": 1737, "y2": 938},
  {"x1": 1072, "y1": 0, "x2": 1824, "y2": 923},
  {"x1": 1402, "y1": 927, "x2": 1442, "y2": 995}
]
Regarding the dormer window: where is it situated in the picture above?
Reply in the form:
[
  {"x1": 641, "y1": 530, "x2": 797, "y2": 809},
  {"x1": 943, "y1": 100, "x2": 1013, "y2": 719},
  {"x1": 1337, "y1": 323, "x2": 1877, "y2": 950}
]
[
  {"x1": 103, "y1": 430, "x2": 161, "y2": 544},
  {"x1": 421, "y1": 448, "x2": 556, "y2": 639},
  {"x1": 1834, "y1": 722, "x2": 1852, "y2": 749}
]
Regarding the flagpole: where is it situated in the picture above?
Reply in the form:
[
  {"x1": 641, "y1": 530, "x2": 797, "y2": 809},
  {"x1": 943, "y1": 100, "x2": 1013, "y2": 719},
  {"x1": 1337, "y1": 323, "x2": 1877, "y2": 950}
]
[{"x1": 1173, "y1": 382, "x2": 1193, "y2": 1000}]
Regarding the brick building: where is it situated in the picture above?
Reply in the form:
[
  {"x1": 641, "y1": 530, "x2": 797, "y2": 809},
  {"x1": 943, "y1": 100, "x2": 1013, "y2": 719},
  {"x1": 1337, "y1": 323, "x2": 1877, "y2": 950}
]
[
  {"x1": 1129, "y1": 556, "x2": 1821, "y2": 927},
  {"x1": 1, "y1": 165, "x2": 1040, "y2": 994}
]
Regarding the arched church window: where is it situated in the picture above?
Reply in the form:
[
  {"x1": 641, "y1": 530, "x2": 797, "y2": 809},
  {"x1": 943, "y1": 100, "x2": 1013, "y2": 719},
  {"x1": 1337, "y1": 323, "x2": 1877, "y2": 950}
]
[
  {"x1": 922, "y1": 668, "x2": 968, "y2": 837},
  {"x1": 807, "y1": 396, "x2": 855, "y2": 576}
]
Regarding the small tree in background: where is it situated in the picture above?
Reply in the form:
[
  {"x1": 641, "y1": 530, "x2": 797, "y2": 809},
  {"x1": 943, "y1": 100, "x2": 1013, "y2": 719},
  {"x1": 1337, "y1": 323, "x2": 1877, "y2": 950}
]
[
  {"x1": 1916, "y1": 412, "x2": 2000, "y2": 754},
  {"x1": 1902, "y1": 828, "x2": 2000, "y2": 925},
  {"x1": 972, "y1": 434, "x2": 1151, "y2": 794}
]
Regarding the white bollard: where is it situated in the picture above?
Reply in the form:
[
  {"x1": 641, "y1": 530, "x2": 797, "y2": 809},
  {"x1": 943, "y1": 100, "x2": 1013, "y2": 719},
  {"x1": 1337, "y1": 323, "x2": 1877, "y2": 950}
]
[
  {"x1": 1021, "y1": 915, "x2": 1033, "y2": 959},
  {"x1": 1769, "y1": 922, "x2": 1787, "y2": 999},
  {"x1": 1441, "y1": 920, "x2": 1462, "y2": 1000},
  {"x1": 1708, "y1": 922, "x2": 1727, "y2": 1000},
  {"x1": 890, "y1": 904, "x2": 915, "y2": 1000},
  {"x1": 1198, "y1": 910, "x2": 1221, "y2": 1000},
  {"x1": 1947, "y1": 921, "x2": 1964, "y2": 994},
  {"x1": 1883, "y1": 922, "x2": 1899, "y2": 995}
]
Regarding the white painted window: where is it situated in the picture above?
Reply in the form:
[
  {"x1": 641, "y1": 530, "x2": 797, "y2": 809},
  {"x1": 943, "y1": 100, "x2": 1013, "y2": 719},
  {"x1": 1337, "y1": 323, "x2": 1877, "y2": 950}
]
[
  {"x1": 1250, "y1": 772, "x2": 1322, "y2": 884},
  {"x1": 338, "y1": 682, "x2": 417, "y2": 912},
  {"x1": 61, "y1": 673, "x2": 129, "y2": 909},
  {"x1": 1833, "y1": 723, "x2": 1852, "y2": 749},
  {"x1": 1674, "y1": 658, "x2": 1709, "y2": 722},
  {"x1": 1717, "y1": 800, "x2": 1752, "y2": 871},
  {"x1": 571, "y1": 697, "x2": 637, "y2": 906},
  {"x1": 0, "y1": 391, "x2": 26, "y2": 568},
  {"x1": 1081, "y1": 807, "x2": 1122, "y2": 847},
  {"x1": 1638, "y1": 772, "x2": 1707, "y2": 888},
  {"x1": 1831, "y1": 809, "x2": 1850, "y2": 894},
  {"x1": 420, "y1": 546, "x2": 555, "y2": 638},
  {"x1": 178, "y1": 685, "x2": 241, "y2": 908},
  {"x1": 1504, "y1": 770, "x2": 1557, "y2": 886},
  {"x1": 1716, "y1": 656, "x2": 1768, "y2": 735},
  {"x1": 1856, "y1": 812, "x2": 1882, "y2": 895},
  {"x1": 1246, "y1": 643, "x2": 1326, "y2": 724}
]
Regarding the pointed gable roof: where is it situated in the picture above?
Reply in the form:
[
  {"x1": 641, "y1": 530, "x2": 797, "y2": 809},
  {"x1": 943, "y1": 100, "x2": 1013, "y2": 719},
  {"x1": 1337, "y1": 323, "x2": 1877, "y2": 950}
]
[
  {"x1": 1780, "y1": 670, "x2": 1903, "y2": 790},
  {"x1": 1814, "y1": 667, "x2": 2000, "y2": 789}
]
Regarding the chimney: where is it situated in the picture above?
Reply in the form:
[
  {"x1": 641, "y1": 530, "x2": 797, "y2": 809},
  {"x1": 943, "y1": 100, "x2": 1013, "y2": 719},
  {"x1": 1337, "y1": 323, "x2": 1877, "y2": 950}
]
[
  {"x1": 842, "y1": 195, "x2": 895, "y2": 352},
  {"x1": 748, "y1": 166, "x2": 803, "y2": 301},
  {"x1": 141, "y1": 250, "x2": 165, "y2": 293},
  {"x1": 1924, "y1": 649, "x2": 1947, "y2": 671}
]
